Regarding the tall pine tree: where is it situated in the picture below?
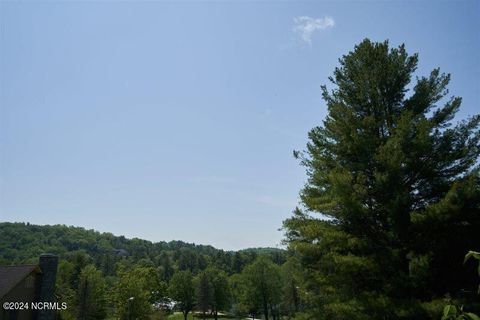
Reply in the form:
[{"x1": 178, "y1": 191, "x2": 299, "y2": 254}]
[{"x1": 285, "y1": 39, "x2": 480, "y2": 320}]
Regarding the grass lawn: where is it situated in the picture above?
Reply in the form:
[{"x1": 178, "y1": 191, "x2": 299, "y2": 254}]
[{"x1": 166, "y1": 312, "x2": 193, "y2": 320}]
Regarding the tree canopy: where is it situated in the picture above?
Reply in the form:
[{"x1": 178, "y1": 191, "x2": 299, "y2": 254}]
[
  {"x1": 285, "y1": 39, "x2": 480, "y2": 319},
  {"x1": 169, "y1": 270, "x2": 195, "y2": 320},
  {"x1": 76, "y1": 265, "x2": 107, "y2": 320}
]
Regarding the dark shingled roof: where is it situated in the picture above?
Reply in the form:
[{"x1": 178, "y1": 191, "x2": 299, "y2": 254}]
[{"x1": 0, "y1": 265, "x2": 41, "y2": 298}]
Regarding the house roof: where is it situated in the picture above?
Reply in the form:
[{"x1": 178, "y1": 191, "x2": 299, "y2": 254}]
[{"x1": 0, "y1": 265, "x2": 41, "y2": 298}]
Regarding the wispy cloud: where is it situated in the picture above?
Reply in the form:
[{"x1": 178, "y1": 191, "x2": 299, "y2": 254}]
[{"x1": 293, "y1": 16, "x2": 335, "y2": 44}]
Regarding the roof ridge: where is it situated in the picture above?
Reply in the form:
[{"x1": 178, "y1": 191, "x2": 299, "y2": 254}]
[{"x1": 0, "y1": 265, "x2": 41, "y2": 298}]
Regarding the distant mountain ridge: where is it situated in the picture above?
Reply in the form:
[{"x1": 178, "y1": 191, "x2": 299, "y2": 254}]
[{"x1": 0, "y1": 222, "x2": 286, "y2": 275}]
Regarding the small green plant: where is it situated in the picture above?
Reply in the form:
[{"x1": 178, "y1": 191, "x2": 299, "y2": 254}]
[
  {"x1": 441, "y1": 251, "x2": 480, "y2": 320},
  {"x1": 441, "y1": 304, "x2": 480, "y2": 320},
  {"x1": 464, "y1": 251, "x2": 480, "y2": 294}
]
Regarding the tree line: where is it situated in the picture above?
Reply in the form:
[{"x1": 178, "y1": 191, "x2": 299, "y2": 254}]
[
  {"x1": 59, "y1": 253, "x2": 303, "y2": 320},
  {"x1": 0, "y1": 222, "x2": 285, "y2": 277},
  {"x1": 0, "y1": 222, "x2": 298, "y2": 319}
]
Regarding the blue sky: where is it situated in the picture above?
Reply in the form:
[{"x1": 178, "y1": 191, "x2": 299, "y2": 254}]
[{"x1": 1, "y1": 1, "x2": 479, "y2": 250}]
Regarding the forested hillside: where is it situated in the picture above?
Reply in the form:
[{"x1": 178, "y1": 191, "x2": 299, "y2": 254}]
[
  {"x1": 0, "y1": 222, "x2": 285, "y2": 275},
  {"x1": 1, "y1": 222, "x2": 297, "y2": 320}
]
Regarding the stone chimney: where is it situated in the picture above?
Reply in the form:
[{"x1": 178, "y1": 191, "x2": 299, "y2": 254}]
[{"x1": 37, "y1": 254, "x2": 58, "y2": 320}]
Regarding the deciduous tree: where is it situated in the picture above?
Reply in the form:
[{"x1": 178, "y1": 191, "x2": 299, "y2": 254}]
[
  {"x1": 113, "y1": 267, "x2": 153, "y2": 320},
  {"x1": 240, "y1": 256, "x2": 281, "y2": 320},
  {"x1": 76, "y1": 265, "x2": 107, "y2": 320},
  {"x1": 169, "y1": 270, "x2": 195, "y2": 320}
]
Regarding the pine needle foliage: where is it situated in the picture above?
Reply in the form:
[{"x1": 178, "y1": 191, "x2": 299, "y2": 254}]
[{"x1": 284, "y1": 39, "x2": 480, "y2": 320}]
